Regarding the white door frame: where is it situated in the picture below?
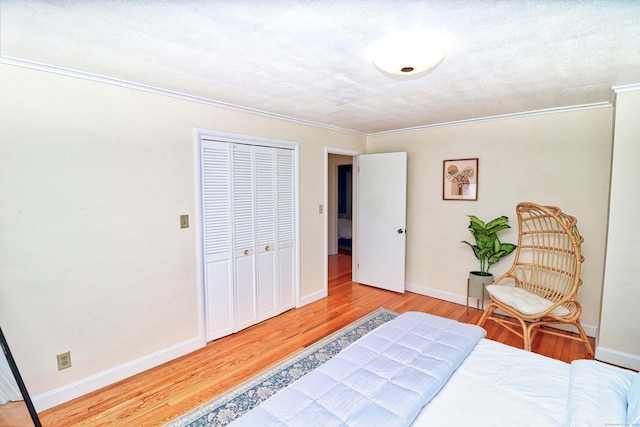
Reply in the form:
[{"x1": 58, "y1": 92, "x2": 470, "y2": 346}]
[
  {"x1": 195, "y1": 129, "x2": 300, "y2": 344},
  {"x1": 324, "y1": 147, "x2": 361, "y2": 293}
]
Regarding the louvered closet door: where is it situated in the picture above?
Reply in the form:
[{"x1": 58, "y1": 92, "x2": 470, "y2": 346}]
[
  {"x1": 277, "y1": 149, "x2": 295, "y2": 311},
  {"x1": 201, "y1": 141, "x2": 234, "y2": 341},
  {"x1": 201, "y1": 136, "x2": 296, "y2": 341},
  {"x1": 254, "y1": 146, "x2": 277, "y2": 322},
  {"x1": 232, "y1": 144, "x2": 257, "y2": 331}
]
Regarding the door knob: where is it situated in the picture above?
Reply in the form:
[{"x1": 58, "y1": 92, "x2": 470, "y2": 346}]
[{"x1": 243, "y1": 249, "x2": 249, "y2": 255}]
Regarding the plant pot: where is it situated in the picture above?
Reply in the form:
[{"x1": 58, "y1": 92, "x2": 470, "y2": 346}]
[{"x1": 468, "y1": 271, "x2": 494, "y2": 307}]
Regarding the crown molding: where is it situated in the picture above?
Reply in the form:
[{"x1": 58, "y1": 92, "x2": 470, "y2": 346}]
[
  {"x1": 367, "y1": 102, "x2": 612, "y2": 137},
  {"x1": 612, "y1": 83, "x2": 640, "y2": 93},
  {"x1": 0, "y1": 55, "x2": 364, "y2": 137},
  {"x1": 1, "y1": 55, "x2": 618, "y2": 139}
]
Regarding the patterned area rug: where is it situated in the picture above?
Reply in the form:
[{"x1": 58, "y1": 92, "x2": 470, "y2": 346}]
[{"x1": 165, "y1": 308, "x2": 398, "y2": 427}]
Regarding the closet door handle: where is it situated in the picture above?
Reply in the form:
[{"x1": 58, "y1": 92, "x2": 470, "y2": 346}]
[
  {"x1": 265, "y1": 245, "x2": 270, "y2": 251},
  {"x1": 243, "y1": 249, "x2": 249, "y2": 256}
]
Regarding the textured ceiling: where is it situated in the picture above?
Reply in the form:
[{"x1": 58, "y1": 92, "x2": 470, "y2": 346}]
[{"x1": 1, "y1": 0, "x2": 639, "y2": 134}]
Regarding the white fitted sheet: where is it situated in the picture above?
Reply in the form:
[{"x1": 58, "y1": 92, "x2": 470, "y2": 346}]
[{"x1": 412, "y1": 338, "x2": 570, "y2": 426}]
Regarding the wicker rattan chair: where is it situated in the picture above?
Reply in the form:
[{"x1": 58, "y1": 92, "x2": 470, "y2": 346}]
[{"x1": 478, "y1": 202, "x2": 594, "y2": 354}]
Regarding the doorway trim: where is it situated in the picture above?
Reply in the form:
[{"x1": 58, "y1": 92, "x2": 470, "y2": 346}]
[{"x1": 324, "y1": 147, "x2": 362, "y2": 293}]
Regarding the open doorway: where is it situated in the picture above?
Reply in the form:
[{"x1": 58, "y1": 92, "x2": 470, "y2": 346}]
[
  {"x1": 337, "y1": 164, "x2": 352, "y2": 254},
  {"x1": 327, "y1": 153, "x2": 355, "y2": 293}
]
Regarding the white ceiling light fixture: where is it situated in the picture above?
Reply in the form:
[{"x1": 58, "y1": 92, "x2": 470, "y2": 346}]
[{"x1": 370, "y1": 29, "x2": 445, "y2": 79}]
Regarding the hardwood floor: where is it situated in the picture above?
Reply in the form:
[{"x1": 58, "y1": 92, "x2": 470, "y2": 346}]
[
  {"x1": 0, "y1": 401, "x2": 34, "y2": 427},
  {"x1": 39, "y1": 254, "x2": 594, "y2": 426}
]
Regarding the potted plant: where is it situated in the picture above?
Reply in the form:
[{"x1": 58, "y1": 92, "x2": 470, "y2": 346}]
[{"x1": 462, "y1": 215, "x2": 517, "y2": 301}]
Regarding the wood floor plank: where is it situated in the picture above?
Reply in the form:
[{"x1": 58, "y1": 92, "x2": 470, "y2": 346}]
[{"x1": 38, "y1": 254, "x2": 594, "y2": 426}]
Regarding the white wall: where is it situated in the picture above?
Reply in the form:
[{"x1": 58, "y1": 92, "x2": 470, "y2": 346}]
[
  {"x1": 366, "y1": 107, "x2": 614, "y2": 330},
  {"x1": 597, "y1": 86, "x2": 640, "y2": 370},
  {"x1": 0, "y1": 63, "x2": 365, "y2": 409}
]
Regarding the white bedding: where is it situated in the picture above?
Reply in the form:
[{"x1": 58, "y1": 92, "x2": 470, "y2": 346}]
[
  {"x1": 417, "y1": 339, "x2": 640, "y2": 427},
  {"x1": 338, "y1": 218, "x2": 352, "y2": 239},
  {"x1": 230, "y1": 312, "x2": 485, "y2": 427},
  {"x1": 414, "y1": 338, "x2": 570, "y2": 426},
  {"x1": 566, "y1": 360, "x2": 636, "y2": 426},
  {"x1": 228, "y1": 311, "x2": 640, "y2": 427}
]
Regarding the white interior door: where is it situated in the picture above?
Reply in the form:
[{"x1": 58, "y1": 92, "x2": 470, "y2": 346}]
[{"x1": 356, "y1": 152, "x2": 407, "y2": 293}]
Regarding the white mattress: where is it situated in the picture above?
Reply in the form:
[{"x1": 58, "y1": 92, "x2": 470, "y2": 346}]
[
  {"x1": 338, "y1": 218, "x2": 352, "y2": 239},
  {"x1": 413, "y1": 338, "x2": 570, "y2": 426}
]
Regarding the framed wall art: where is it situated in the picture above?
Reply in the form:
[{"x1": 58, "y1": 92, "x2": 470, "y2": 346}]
[{"x1": 443, "y1": 158, "x2": 478, "y2": 201}]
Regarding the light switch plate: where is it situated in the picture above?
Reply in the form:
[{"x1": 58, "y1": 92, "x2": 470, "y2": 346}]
[{"x1": 180, "y1": 214, "x2": 189, "y2": 228}]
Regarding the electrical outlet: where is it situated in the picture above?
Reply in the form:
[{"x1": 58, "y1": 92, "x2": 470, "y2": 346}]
[
  {"x1": 57, "y1": 351, "x2": 71, "y2": 370},
  {"x1": 180, "y1": 214, "x2": 189, "y2": 229}
]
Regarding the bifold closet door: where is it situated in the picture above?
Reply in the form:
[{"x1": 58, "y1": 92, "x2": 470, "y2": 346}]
[
  {"x1": 201, "y1": 139, "x2": 295, "y2": 341},
  {"x1": 201, "y1": 141, "x2": 234, "y2": 341}
]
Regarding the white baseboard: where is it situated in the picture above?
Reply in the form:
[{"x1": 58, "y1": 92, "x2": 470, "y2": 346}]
[
  {"x1": 595, "y1": 346, "x2": 640, "y2": 371},
  {"x1": 33, "y1": 284, "x2": 602, "y2": 413},
  {"x1": 34, "y1": 288, "x2": 327, "y2": 412},
  {"x1": 32, "y1": 336, "x2": 204, "y2": 412},
  {"x1": 298, "y1": 288, "x2": 327, "y2": 308},
  {"x1": 406, "y1": 282, "x2": 468, "y2": 306},
  {"x1": 540, "y1": 319, "x2": 597, "y2": 338},
  {"x1": 405, "y1": 282, "x2": 598, "y2": 338}
]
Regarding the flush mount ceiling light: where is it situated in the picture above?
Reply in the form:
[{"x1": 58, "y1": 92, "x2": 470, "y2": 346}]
[{"x1": 370, "y1": 29, "x2": 445, "y2": 79}]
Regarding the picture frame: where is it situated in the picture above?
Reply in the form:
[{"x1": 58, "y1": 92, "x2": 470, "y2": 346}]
[{"x1": 443, "y1": 158, "x2": 478, "y2": 201}]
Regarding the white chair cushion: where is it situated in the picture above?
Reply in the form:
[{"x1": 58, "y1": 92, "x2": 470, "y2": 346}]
[{"x1": 486, "y1": 284, "x2": 571, "y2": 317}]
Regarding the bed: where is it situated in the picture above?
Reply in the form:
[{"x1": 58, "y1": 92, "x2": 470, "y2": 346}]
[
  {"x1": 337, "y1": 217, "x2": 352, "y2": 251},
  {"x1": 338, "y1": 218, "x2": 352, "y2": 240},
  {"x1": 338, "y1": 217, "x2": 352, "y2": 251},
  {"x1": 229, "y1": 311, "x2": 640, "y2": 427}
]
